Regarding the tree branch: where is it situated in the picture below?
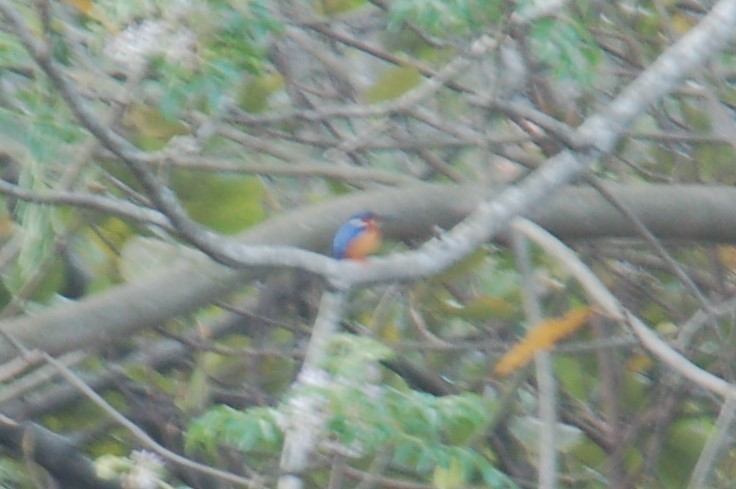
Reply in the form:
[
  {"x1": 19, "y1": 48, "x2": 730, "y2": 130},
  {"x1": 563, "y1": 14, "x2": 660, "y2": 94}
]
[
  {"x1": 0, "y1": 413, "x2": 122, "y2": 489},
  {"x1": 512, "y1": 230, "x2": 558, "y2": 489},
  {"x1": 0, "y1": 180, "x2": 171, "y2": 230},
  {"x1": 511, "y1": 218, "x2": 736, "y2": 399},
  {"x1": 41, "y1": 352, "x2": 265, "y2": 488},
  {"x1": 1, "y1": 183, "x2": 736, "y2": 364},
  {"x1": 278, "y1": 288, "x2": 348, "y2": 489}
]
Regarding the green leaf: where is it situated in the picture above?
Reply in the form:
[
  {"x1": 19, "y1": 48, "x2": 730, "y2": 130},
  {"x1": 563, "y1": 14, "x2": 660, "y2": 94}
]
[
  {"x1": 555, "y1": 356, "x2": 594, "y2": 401},
  {"x1": 393, "y1": 437, "x2": 424, "y2": 468},
  {"x1": 323, "y1": 334, "x2": 394, "y2": 379},
  {"x1": 387, "y1": 0, "x2": 503, "y2": 36},
  {"x1": 477, "y1": 459, "x2": 519, "y2": 488},
  {"x1": 319, "y1": 0, "x2": 367, "y2": 15},
  {"x1": 436, "y1": 394, "x2": 492, "y2": 444},
  {"x1": 186, "y1": 405, "x2": 283, "y2": 455},
  {"x1": 530, "y1": 17, "x2": 601, "y2": 86},
  {"x1": 178, "y1": 365, "x2": 211, "y2": 414},
  {"x1": 658, "y1": 417, "x2": 713, "y2": 486},
  {"x1": 696, "y1": 142, "x2": 736, "y2": 184},
  {"x1": 124, "y1": 364, "x2": 177, "y2": 395},
  {"x1": 237, "y1": 72, "x2": 285, "y2": 113},
  {"x1": 122, "y1": 104, "x2": 189, "y2": 150},
  {"x1": 172, "y1": 172, "x2": 265, "y2": 234},
  {"x1": 363, "y1": 66, "x2": 421, "y2": 103}
]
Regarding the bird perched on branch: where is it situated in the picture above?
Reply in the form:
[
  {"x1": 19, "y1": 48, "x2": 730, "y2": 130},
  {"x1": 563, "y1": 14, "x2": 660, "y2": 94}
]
[{"x1": 332, "y1": 211, "x2": 385, "y2": 260}]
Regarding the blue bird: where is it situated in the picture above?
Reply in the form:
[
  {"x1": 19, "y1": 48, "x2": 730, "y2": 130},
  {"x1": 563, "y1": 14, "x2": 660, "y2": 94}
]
[{"x1": 332, "y1": 211, "x2": 384, "y2": 260}]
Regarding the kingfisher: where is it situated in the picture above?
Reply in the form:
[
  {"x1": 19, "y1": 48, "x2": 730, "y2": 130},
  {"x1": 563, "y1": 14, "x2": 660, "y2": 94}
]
[{"x1": 332, "y1": 211, "x2": 384, "y2": 260}]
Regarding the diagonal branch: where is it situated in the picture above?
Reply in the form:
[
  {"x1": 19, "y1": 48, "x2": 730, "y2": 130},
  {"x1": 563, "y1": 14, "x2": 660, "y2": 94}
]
[
  {"x1": 511, "y1": 218, "x2": 736, "y2": 399},
  {"x1": 0, "y1": 413, "x2": 122, "y2": 489},
  {"x1": 42, "y1": 352, "x2": 265, "y2": 488},
  {"x1": 687, "y1": 395, "x2": 736, "y2": 488}
]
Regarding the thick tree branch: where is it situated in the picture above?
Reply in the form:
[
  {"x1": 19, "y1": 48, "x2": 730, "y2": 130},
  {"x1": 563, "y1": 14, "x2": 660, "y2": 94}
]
[
  {"x1": 1, "y1": 183, "x2": 736, "y2": 364},
  {"x1": 278, "y1": 288, "x2": 347, "y2": 489},
  {"x1": 0, "y1": 413, "x2": 121, "y2": 489}
]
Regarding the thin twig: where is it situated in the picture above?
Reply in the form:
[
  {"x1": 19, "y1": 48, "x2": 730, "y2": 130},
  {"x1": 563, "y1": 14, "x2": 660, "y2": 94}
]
[
  {"x1": 511, "y1": 218, "x2": 736, "y2": 399},
  {"x1": 0, "y1": 179, "x2": 171, "y2": 230},
  {"x1": 688, "y1": 394, "x2": 736, "y2": 488},
  {"x1": 587, "y1": 176, "x2": 715, "y2": 315},
  {"x1": 42, "y1": 352, "x2": 265, "y2": 488}
]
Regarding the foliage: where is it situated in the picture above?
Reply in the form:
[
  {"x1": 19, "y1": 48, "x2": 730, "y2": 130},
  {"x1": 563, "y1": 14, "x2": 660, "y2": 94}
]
[
  {"x1": 117, "y1": 0, "x2": 285, "y2": 118},
  {"x1": 364, "y1": 66, "x2": 422, "y2": 103},
  {"x1": 187, "y1": 334, "x2": 516, "y2": 487},
  {"x1": 0, "y1": 459, "x2": 32, "y2": 488},
  {"x1": 386, "y1": 0, "x2": 602, "y2": 86},
  {"x1": 387, "y1": 0, "x2": 504, "y2": 36},
  {"x1": 529, "y1": 17, "x2": 602, "y2": 86},
  {"x1": 172, "y1": 172, "x2": 265, "y2": 234},
  {"x1": 187, "y1": 405, "x2": 283, "y2": 455}
]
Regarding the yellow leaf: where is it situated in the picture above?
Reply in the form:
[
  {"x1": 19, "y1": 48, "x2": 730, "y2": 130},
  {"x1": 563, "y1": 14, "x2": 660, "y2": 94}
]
[
  {"x1": 433, "y1": 458, "x2": 464, "y2": 489},
  {"x1": 64, "y1": 0, "x2": 93, "y2": 15},
  {"x1": 438, "y1": 295, "x2": 516, "y2": 321},
  {"x1": 494, "y1": 308, "x2": 594, "y2": 377},
  {"x1": 671, "y1": 13, "x2": 694, "y2": 35},
  {"x1": 379, "y1": 322, "x2": 402, "y2": 343},
  {"x1": 626, "y1": 353, "x2": 654, "y2": 374},
  {"x1": 718, "y1": 245, "x2": 736, "y2": 272}
]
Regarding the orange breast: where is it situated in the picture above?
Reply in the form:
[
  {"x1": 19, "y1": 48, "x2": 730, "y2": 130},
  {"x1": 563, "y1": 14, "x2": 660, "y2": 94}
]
[{"x1": 344, "y1": 228, "x2": 382, "y2": 259}]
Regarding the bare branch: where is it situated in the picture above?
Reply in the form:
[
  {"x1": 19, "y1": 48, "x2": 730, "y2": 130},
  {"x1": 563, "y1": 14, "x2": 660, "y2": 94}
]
[
  {"x1": 0, "y1": 413, "x2": 122, "y2": 489},
  {"x1": 511, "y1": 218, "x2": 736, "y2": 399},
  {"x1": 42, "y1": 352, "x2": 267, "y2": 488},
  {"x1": 278, "y1": 288, "x2": 348, "y2": 489},
  {"x1": 512, "y1": 230, "x2": 557, "y2": 489},
  {"x1": 0, "y1": 180, "x2": 171, "y2": 230},
  {"x1": 134, "y1": 152, "x2": 415, "y2": 186},
  {"x1": 688, "y1": 395, "x2": 736, "y2": 488}
]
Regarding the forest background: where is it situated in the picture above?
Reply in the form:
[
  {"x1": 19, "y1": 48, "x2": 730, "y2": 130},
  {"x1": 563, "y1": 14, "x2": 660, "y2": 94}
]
[{"x1": 2, "y1": 1, "x2": 736, "y2": 488}]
